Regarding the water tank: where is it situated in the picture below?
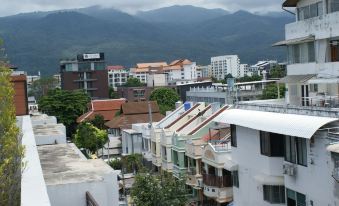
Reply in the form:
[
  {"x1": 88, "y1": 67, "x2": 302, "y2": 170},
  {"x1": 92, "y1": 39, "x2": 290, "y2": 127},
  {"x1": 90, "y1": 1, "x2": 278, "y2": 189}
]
[{"x1": 184, "y1": 102, "x2": 191, "y2": 111}]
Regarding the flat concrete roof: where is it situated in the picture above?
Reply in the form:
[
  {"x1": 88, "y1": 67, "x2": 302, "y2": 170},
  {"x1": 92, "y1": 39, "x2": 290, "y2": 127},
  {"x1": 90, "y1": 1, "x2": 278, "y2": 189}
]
[
  {"x1": 38, "y1": 143, "x2": 114, "y2": 186},
  {"x1": 33, "y1": 124, "x2": 65, "y2": 136}
]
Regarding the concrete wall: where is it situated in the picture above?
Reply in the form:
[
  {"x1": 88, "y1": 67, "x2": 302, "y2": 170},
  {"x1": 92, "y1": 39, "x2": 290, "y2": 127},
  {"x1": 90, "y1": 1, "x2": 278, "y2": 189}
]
[
  {"x1": 47, "y1": 171, "x2": 118, "y2": 206},
  {"x1": 232, "y1": 126, "x2": 284, "y2": 206}
]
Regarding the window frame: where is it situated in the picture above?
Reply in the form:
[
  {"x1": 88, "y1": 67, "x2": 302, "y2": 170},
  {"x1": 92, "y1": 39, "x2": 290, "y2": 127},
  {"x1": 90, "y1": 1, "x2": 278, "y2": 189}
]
[
  {"x1": 285, "y1": 136, "x2": 307, "y2": 167},
  {"x1": 231, "y1": 124, "x2": 237, "y2": 147},
  {"x1": 232, "y1": 171, "x2": 239, "y2": 188},
  {"x1": 260, "y1": 131, "x2": 284, "y2": 157},
  {"x1": 263, "y1": 185, "x2": 286, "y2": 204}
]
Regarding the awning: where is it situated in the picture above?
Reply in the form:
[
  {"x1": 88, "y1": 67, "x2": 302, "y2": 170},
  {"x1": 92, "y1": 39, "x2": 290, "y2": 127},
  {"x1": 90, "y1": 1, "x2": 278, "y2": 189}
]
[
  {"x1": 327, "y1": 144, "x2": 339, "y2": 153},
  {"x1": 278, "y1": 74, "x2": 315, "y2": 84},
  {"x1": 283, "y1": 0, "x2": 299, "y2": 7},
  {"x1": 254, "y1": 174, "x2": 284, "y2": 186},
  {"x1": 214, "y1": 109, "x2": 338, "y2": 139},
  {"x1": 273, "y1": 35, "x2": 315, "y2": 47},
  {"x1": 308, "y1": 78, "x2": 339, "y2": 84},
  {"x1": 224, "y1": 159, "x2": 238, "y2": 171}
]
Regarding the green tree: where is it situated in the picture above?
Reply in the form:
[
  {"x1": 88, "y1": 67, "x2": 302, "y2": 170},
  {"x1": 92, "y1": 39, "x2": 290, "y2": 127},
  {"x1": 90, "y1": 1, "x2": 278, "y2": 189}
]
[
  {"x1": 237, "y1": 74, "x2": 262, "y2": 82},
  {"x1": 0, "y1": 66, "x2": 24, "y2": 205},
  {"x1": 28, "y1": 76, "x2": 59, "y2": 100},
  {"x1": 122, "y1": 154, "x2": 143, "y2": 174},
  {"x1": 88, "y1": 114, "x2": 105, "y2": 130},
  {"x1": 124, "y1": 77, "x2": 143, "y2": 87},
  {"x1": 109, "y1": 86, "x2": 119, "y2": 98},
  {"x1": 108, "y1": 158, "x2": 122, "y2": 170},
  {"x1": 150, "y1": 88, "x2": 180, "y2": 115},
  {"x1": 74, "y1": 122, "x2": 108, "y2": 154},
  {"x1": 38, "y1": 88, "x2": 90, "y2": 136},
  {"x1": 261, "y1": 84, "x2": 286, "y2": 100},
  {"x1": 269, "y1": 66, "x2": 286, "y2": 78},
  {"x1": 131, "y1": 172, "x2": 188, "y2": 206}
]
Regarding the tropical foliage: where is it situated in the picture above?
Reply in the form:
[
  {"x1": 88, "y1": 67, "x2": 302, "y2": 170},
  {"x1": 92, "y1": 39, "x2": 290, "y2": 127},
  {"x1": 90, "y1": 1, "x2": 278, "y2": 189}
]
[
  {"x1": 74, "y1": 122, "x2": 108, "y2": 154},
  {"x1": 28, "y1": 76, "x2": 59, "y2": 100},
  {"x1": 0, "y1": 66, "x2": 24, "y2": 205},
  {"x1": 131, "y1": 172, "x2": 188, "y2": 206},
  {"x1": 150, "y1": 88, "x2": 180, "y2": 114},
  {"x1": 38, "y1": 88, "x2": 90, "y2": 136},
  {"x1": 261, "y1": 83, "x2": 286, "y2": 100}
]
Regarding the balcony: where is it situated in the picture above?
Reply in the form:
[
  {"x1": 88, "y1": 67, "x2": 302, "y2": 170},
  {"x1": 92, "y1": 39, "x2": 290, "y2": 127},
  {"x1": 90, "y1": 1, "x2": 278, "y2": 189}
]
[
  {"x1": 237, "y1": 101, "x2": 339, "y2": 118},
  {"x1": 285, "y1": 11, "x2": 339, "y2": 40},
  {"x1": 185, "y1": 141, "x2": 204, "y2": 158},
  {"x1": 203, "y1": 174, "x2": 232, "y2": 188},
  {"x1": 186, "y1": 170, "x2": 203, "y2": 189},
  {"x1": 173, "y1": 164, "x2": 187, "y2": 179},
  {"x1": 160, "y1": 134, "x2": 172, "y2": 146},
  {"x1": 203, "y1": 174, "x2": 233, "y2": 203},
  {"x1": 161, "y1": 159, "x2": 173, "y2": 172},
  {"x1": 152, "y1": 153, "x2": 161, "y2": 167}
]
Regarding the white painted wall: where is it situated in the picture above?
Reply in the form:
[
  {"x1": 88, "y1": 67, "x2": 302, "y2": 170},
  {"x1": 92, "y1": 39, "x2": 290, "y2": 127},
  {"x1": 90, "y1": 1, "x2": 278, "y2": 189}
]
[
  {"x1": 47, "y1": 170, "x2": 118, "y2": 206},
  {"x1": 232, "y1": 126, "x2": 284, "y2": 206}
]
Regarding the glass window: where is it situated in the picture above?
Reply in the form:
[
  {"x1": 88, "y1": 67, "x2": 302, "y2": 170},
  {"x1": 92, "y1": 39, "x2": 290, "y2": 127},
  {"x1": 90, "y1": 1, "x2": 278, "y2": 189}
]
[
  {"x1": 331, "y1": 0, "x2": 339, "y2": 12},
  {"x1": 94, "y1": 62, "x2": 105, "y2": 70},
  {"x1": 331, "y1": 40, "x2": 339, "y2": 62},
  {"x1": 286, "y1": 188, "x2": 306, "y2": 206},
  {"x1": 260, "y1": 132, "x2": 284, "y2": 157},
  {"x1": 232, "y1": 171, "x2": 239, "y2": 188},
  {"x1": 263, "y1": 185, "x2": 285, "y2": 204},
  {"x1": 296, "y1": 138, "x2": 307, "y2": 166},
  {"x1": 231, "y1": 125, "x2": 237, "y2": 147},
  {"x1": 285, "y1": 136, "x2": 307, "y2": 166}
]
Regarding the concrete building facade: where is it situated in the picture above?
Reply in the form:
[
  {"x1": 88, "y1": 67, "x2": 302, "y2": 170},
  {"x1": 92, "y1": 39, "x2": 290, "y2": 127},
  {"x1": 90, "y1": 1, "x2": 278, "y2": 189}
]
[{"x1": 211, "y1": 55, "x2": 241, "y2": 80}]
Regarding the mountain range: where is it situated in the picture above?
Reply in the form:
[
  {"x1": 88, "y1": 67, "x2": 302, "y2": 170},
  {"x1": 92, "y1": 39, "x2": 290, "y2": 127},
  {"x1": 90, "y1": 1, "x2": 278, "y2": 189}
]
[{"x1": 0, "y1": 5, "x2": 294, "y2": 75}]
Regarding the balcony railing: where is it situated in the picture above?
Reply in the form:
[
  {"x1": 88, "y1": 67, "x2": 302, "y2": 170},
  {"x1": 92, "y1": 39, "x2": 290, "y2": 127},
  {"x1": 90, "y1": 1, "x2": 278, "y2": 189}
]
[
  {"x1": 302, "y1": 96, "x2": 339, "y2": 108},
  {"x1": 203, "y1": 174, "x2": 232, "y2": 188}
]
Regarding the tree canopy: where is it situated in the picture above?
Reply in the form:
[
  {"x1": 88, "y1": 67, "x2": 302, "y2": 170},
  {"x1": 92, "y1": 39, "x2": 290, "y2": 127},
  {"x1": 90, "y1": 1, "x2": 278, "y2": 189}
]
[
  {"x1": 150, "y1": 88, "x2": 180, "y2": 114},
  {"x1": 131, "y1": 172, "x2": 188, "y2": 206},
  {"x1": 74, "y1": 122, "x2": 108, "y2": 154},
  {"x1": 28, "y1": 76, "x2": 59, "y2": 100},
  {"x1": 38, "y1": 89, "x2": 90, "y2": 136},
  {"x1": 269, "y1": 66, "x2": 286, "y2": 78},
  {"x1": 261, "y1": 83, "x2": 286, "y2": 100},
  {"x1": 0, "y1": 66, "x2": 24, "y2": 205},
  {"x1": 88, "y1": 114, "x2": 105, "y2": 130},
  {"x1": 124, "y1": 77, "x2": 144, "y2": 87},
  {"x1": 237, "y1": 74, "x2": 262, "y2": 82}
]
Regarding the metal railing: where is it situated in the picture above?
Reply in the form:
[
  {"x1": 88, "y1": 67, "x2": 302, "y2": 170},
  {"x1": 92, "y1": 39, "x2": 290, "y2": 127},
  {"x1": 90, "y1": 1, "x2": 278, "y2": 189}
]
[
  {"x1": 86, "y1": 191, "x2": 99, "y2": 206},
  {"x1": 302, "y1": 95, "x2": 339, "y2": 108}
]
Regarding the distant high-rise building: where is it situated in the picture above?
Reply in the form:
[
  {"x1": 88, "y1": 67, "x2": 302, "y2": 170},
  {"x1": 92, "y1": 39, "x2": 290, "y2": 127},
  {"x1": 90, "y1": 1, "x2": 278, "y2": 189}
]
[
  {"x1": 107, "y1": 65, "x2": 129, "y2": 90},
  {"x1": 211, "y1": 55, "x2": 241, "y2": 80},
  {"x1": 60, "y1": 53, "x2": 109, "y2": 99}
]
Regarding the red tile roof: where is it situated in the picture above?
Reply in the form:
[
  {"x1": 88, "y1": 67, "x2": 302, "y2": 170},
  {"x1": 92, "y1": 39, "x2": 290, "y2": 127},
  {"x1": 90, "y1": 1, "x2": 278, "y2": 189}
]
[
  {"x1": 77, "y1": 99, "x2": 126, "y2": 123},
  {"x1": 107, "y1": 65, "x2": 125, "y2": 71}
]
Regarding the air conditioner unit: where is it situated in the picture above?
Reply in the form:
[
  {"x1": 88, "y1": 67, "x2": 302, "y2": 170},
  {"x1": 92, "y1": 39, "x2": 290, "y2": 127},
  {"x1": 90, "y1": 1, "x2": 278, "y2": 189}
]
[{"x1": 283, "y1": 164, "x2": 297, "y2": 176}]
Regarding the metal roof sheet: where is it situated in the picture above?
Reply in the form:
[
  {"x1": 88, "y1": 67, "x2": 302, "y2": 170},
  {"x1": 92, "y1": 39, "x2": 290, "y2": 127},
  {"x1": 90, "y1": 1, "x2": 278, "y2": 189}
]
[
  {"x1": 214, "y1": 109, "x2": 338, "y2": 139},
  {"x1": 273, "y1": 35, "x2": 314, "y2": 46},
  {"x1": 278, "y1": 74, "x2": 315, "y2": 84}
]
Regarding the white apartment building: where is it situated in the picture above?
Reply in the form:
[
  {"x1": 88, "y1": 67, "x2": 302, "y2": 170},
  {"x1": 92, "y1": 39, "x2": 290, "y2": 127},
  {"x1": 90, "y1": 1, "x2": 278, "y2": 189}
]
[
  {"x1": 211, "y1": 0, "x2": 339, "y2": 205},
  {"x1": 211, "y1": 55, "x2": 241, "y2": 80},
  {"x1": 107, "y1": 65, "x2": 129, "y2": 89},
  {"x1": 130, "y1": 62, "x2": 168, "y2": 84},
  {"x1": 164, "y1": 59, "x2": 198, "y2": 84},
  {"x1": 197, "y1": 65, "x2": 212, "y2": 79},
  {"x1": 240, "y1": 64, "x2": 250, "y2": 77}
]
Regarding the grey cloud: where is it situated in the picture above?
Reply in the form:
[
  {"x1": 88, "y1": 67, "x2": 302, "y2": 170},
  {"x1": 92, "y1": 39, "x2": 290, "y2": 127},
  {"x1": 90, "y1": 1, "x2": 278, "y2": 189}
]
[{"x1": 0, "y1": 0, "x2": 283, "y2": 17}]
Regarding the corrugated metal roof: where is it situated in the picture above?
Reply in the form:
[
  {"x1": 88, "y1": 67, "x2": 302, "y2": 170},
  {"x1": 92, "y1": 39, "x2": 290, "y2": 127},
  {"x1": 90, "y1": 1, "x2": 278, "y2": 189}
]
[
  {"x1": 278, "y1": 74, "x2": 315, "y2": 84},
  {"x1": 214, "y1": 109, "x2": 338, "y2": 139},
  {"x1": 273, "y1": 35, "x2": 314, "y2": 46}
]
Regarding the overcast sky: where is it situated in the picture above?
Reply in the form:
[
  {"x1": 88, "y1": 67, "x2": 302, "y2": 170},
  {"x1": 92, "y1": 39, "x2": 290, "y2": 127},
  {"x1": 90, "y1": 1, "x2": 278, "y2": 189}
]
[{"x1": 0, "y1": 0, "x2": 282, "y2": 17}]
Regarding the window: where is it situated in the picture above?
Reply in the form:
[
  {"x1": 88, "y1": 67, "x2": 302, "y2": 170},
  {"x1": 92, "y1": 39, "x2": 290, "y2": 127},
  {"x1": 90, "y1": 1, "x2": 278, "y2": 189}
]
[
  {"x1": 230, "y1": 125, "x2": 237, "y2": 147},
  {"x1": 260, "y1": 132, "x2": 284, "y2": 157},
  {"x1": 331, "y1": 40, "x2": 339, "y2": 62},
  {"x1": 232, "y1": 171, "x2": 239, "y2": 188},
  {"x1": 288, "y1": 42, "x2": 315, "y2": 64},
  {"x1": 285, "y1": 136, "x2": 307, "y2": 166},
  {"x1": 263, "y1": 185, "x2": 285, "y2": 204},
  {"x1": 298, "y1": 2, "x2": 323, "y2": 20},
  {"x1": 286, "y1": 188, "x2": 306, "y2": 206},
  {"x1": 331, "y1": 0, "x2": 339, "y2": 12},
  {"x1": 310, "y1": 84, "x2": 318, "y2": 92}
]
